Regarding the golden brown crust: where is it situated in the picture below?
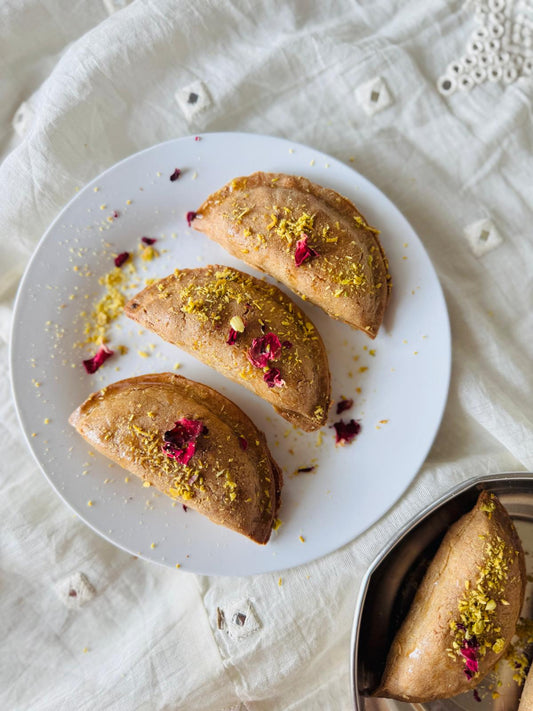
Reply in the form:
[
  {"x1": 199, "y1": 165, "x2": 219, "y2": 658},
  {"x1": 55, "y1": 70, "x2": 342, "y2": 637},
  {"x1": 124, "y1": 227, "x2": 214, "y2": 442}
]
[
  {"x1": 124, "y1": 265, "x2": 331, "y2": 431},
  {"x1": 192, "y1": 172, "x2": 391, "y2": 338},
  {"x1": 69, "y1": 373, "x2": 282, "y2": 544},
  {"x1": 374, "y1": 492, "x2": 526, "y2": 702}
]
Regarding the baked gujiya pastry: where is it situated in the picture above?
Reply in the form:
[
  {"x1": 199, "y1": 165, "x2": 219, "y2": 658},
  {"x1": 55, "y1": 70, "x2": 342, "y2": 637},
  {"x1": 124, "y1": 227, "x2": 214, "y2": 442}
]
[
  {"x1": 190, "y1": 172, "x2": 391, "y2": 338},
  {"x1": 125, "y1": 265, "x2": 331, "y2": 432},
  {"x1": 69, "y1": 373, "x2": 282, "y2": 544},
  {"x1": 375, "y1": 491, "x2": 526, "y2": 702}
]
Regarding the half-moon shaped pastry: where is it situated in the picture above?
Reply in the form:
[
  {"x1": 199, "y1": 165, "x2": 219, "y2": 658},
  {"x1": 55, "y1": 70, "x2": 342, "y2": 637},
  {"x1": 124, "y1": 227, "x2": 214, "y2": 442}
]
[
  {"x1": 374, "y1": 491, "x2": 526, "y2": 702},
  {"x1": 190, "y1": 172, "x2": 391, "y2": 338},
  {"x1": 125, "y1": 265, "x2": 331, "y2": 432},
  {"x1": 69, "y1": 373, "x2": 282, "y2": 544}
]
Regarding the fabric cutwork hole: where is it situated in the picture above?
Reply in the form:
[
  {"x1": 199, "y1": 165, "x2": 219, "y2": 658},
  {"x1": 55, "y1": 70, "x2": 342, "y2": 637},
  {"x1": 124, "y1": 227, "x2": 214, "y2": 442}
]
[
  {"x1": 355, "y1": 76, "x2": 393, "y2": 116},
  {"x1": 464, "y1": 218, "x2": 503, "y2": 257},
  {"x1": 437, "y1": 0, "x2": 533, "y2": 94}
]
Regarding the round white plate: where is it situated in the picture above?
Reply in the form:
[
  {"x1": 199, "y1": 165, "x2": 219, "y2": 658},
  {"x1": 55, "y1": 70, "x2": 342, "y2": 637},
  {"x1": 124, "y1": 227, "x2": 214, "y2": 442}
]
[{"x1": 10, "y1": 132, "x2": 451, "y2": 576}]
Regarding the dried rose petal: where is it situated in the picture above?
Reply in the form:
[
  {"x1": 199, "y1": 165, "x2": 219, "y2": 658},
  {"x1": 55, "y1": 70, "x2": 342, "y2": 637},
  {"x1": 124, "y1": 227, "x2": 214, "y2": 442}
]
[
  {"x1": 294, "y1": 234, "x2": 319, "y2": 267},
  {"x1": 264, "y1": 367, "x2": 285, "y2": 388},
  {"x1": 141, "y1": 236, "x2": 157, "y2": 245},
  {"x1": 227, "y1": 328, "x2": 238, "y2": 345},
  {"x1": 247, "y1": 333, "x2": 282, "y2": 368},
  {"x1": 332, "y1": 419, "x2": 361, "y2": 445},
  {"x1": 170, "y1": 168, "x2": 181, "y2": 182},
  {"x1": 186, "y1": 211, "x2": 197, "y2": 227},
  {"x1": 460, "y1": 640, "x2": 479, "y2": 680},
  {"x1": 162, "y1": 418, "x2": 204, "y2": 465},
  {"x1": 336, "y1": 398, "x2": 354, "y2": 415},
  {"x1": 83, "y1": 345, "x2": 114, "y2": 374},
  {"x1": 239, "y1": 436, "x2": 248, "y2": 451},
  {"x1": 114, "y1": 251, "x2": 129, "y2": 268}
]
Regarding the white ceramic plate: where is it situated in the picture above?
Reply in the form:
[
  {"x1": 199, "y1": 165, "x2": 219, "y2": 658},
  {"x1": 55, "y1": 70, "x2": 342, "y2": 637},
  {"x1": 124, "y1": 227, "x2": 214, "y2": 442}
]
[{"x1": 10, "y1": 132, "x2": 451, "y2": 576}]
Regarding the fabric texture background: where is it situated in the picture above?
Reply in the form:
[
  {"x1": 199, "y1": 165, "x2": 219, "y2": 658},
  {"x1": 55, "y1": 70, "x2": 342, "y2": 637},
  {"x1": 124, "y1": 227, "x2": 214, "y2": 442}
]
[{"x1": 1, "y1": 1, "x2": 532, "y2": 709}]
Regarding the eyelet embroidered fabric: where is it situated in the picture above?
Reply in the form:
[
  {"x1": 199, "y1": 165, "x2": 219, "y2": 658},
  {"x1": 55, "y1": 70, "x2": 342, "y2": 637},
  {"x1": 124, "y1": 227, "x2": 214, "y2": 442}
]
[{"x1": 438, "y1": 0, "x2": 533, "y2": 94}]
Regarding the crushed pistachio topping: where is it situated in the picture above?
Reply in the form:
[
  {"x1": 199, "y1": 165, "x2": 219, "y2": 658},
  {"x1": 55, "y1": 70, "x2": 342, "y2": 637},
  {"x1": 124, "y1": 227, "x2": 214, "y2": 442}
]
[
  {"x1": 174, "y1": 266, "x2": 323, "y2": 391},
  {"x1": 480, "y1": 494, "x2": 497, "y2": 519},
  {"x1": 502, "y1": 617, "x2": 533, "y2": 685},
  {"x1": 230, "y1": 315, "x2": 245, "y2": 333},
  {"x1": 448, "y1": 534, "x2": 517, "y2": 678}
]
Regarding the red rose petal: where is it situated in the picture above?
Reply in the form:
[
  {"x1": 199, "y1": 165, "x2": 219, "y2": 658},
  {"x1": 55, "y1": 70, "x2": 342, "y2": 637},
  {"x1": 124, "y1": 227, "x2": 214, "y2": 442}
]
[
  {"x1": 227, "y1": 328, "x2": 238, "y2": 345},
  {"x1": 186, "y1": 211, "x2": 197, "y2": 227},
  {"x1": 114, "y1": 251, "x2": 129, "y2": 268},
  {"x1": 332, "y1": 419, "x2": 361, "y2": 445},
  {"x1": 264, "y1": 367, "x2": 285, "y2": 388},
  {"x1": 460, "y1": 639, "x2": 479, "y2": 680},
  {"x1": 162, "y1": 418, "x2": 204, "y2": 465},
  {"x1": 141, "y1": 236, "x2": 157, "y2": 245},
  {"x1": 83, "y1": 345, "x2": 114, "y2": 374},
  {"x1": 294, "y1": 234, "x2": 319, "y2": 267},
  {"x1": 170, "y1": 168, "x2": 181, "y2": 182},
  {"x1": 247, "y1": 333, "x2": 282, "y2": 368},
  {"x1": 239, "y1": 436, "x2": 248, "y2": 451},
  {"x1": 336, "y1": 398, "x2": 354, "y2": 415}
]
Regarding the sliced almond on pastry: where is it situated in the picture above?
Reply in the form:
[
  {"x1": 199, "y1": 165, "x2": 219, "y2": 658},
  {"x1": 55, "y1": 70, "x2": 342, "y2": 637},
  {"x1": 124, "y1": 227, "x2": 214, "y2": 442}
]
[
  {"x1": 69, "y1": 373, "x2": 282, "y2": 544},
  {"x1": 374, "y1": 491, "x2": 526, "y2": 702},
  {"x1": 124, "y1": 265, "x2": 331, "y2": 432},
  {"x1": 191, "y1": 172, "x2": 391, "y2": 338}
]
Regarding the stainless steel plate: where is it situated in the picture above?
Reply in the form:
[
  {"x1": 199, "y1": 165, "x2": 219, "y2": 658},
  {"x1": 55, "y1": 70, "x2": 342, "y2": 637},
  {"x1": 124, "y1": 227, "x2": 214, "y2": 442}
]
[{"x1": 351, "y1": 473, "x2": 533, "y2": 711}]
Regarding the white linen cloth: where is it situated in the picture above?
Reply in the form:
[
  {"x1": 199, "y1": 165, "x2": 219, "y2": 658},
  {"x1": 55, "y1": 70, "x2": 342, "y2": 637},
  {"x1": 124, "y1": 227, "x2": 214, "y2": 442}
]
[{"x1": 1, "y1": 1, "x2": 533, "y2": 708}]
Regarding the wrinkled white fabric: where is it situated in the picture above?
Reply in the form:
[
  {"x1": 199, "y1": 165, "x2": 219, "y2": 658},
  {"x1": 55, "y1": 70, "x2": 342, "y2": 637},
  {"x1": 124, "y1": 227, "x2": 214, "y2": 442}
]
[{"x1": 1, "y1": 1, "x2": 532, "y2": 709}]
